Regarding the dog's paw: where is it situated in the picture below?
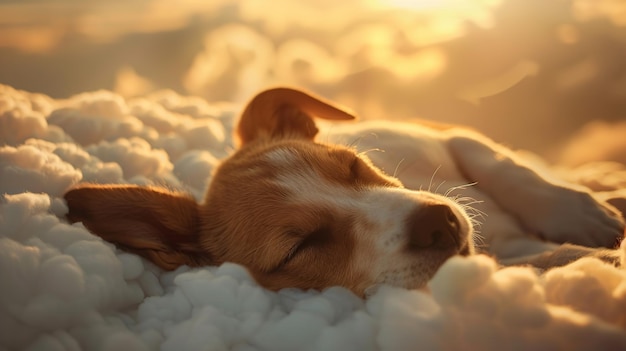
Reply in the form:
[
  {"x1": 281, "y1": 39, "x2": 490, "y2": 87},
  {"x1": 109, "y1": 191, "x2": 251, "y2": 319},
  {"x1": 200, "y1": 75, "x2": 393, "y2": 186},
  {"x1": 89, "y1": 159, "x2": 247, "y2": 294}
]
[{"x1": 522, "y1": 186, "x2": 625, "y2": 248}]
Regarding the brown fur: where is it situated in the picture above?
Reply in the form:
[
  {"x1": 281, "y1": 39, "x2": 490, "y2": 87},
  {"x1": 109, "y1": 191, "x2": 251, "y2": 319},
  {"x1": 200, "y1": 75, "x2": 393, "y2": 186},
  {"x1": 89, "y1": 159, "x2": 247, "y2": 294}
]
[
  {"x1": 65, "y1": 88, "x2": 379, "y2": 293},
  {"x1": 68, "y1": 87, "x2": 620, "y2": 295}
]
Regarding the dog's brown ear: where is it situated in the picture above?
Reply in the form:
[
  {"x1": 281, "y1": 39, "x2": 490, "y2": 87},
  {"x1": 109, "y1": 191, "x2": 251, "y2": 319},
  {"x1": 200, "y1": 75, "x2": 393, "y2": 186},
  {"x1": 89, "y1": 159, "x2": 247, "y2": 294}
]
[
  {"x1": 237, "y1": 87, "x2": 356, "y2": 145},
  {"x1": 64, "y1": 185, "x2": 213, "y2": 270}
]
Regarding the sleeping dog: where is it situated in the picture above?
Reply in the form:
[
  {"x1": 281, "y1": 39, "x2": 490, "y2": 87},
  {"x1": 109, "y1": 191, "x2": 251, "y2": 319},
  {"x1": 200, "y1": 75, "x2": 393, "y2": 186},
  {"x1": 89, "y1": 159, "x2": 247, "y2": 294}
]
[{"x1": 64, "y1": 88, "x2": 625, "y2": 296}]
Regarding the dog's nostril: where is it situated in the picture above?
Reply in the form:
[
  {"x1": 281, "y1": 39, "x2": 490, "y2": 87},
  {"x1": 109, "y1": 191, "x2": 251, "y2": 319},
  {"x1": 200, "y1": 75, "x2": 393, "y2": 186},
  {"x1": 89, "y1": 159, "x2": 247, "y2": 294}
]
[
  {"x1": 407, "y1": 204, "x2": 460, "y2": 250},
  {"x1": 446, "y1": 209, "x2": 460, "y2": 234}
]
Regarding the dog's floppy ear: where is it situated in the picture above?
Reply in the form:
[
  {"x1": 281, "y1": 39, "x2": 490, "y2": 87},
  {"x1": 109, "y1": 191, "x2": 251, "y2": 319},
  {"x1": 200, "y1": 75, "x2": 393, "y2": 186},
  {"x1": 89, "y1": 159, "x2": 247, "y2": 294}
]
[
  {"x1": 64, "y1": 185, "x2": 213, "y2": 270},
  {"x1": 237, "y1": 87, "x2": 356, "y2": 145}
]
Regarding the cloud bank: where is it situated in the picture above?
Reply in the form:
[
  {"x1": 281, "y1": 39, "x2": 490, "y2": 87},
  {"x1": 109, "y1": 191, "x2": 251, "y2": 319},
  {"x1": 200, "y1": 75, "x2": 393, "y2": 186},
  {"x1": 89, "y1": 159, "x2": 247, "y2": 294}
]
[
  {"x1": 1, "y1": 84, "x2": 626, "y2": 350},
  {"x1": 2, "y1": 0, "x2": 626, "y2": 160}
]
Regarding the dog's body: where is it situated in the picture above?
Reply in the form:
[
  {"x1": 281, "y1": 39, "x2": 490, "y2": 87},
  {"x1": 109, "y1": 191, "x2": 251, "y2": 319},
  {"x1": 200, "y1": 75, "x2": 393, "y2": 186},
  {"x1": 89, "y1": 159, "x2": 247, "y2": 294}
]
[
  {"x1": 65, "y1": 88, "x2": 625, "y2": 296},
  {"x1": 327, "y1": 121, "x2": 624, "y2": 266}
]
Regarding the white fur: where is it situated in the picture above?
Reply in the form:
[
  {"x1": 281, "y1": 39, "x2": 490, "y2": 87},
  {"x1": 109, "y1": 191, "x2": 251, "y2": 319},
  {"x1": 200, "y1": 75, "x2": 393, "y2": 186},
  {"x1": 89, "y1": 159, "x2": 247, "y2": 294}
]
[
  {"x1": 324, "y1": 120, "x2": 625, "y2": 267},
  {"x1": 270, "y1": 155, "x2": 474, "y2": 289}
]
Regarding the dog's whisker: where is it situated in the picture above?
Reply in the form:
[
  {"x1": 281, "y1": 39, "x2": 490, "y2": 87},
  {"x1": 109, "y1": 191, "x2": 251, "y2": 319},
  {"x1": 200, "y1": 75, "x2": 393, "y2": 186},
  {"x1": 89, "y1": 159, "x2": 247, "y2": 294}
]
[
  {"x1": 458, "y1": 199, "x2": 485, "y2": 207},
  {"x1": 393, "y1": 158, "x2": 418, "y2": 180},
  {"x1": 469, "y1": 213, "x2": 487, "y2": 224},
  {"x1": 434, "y1": 180, "x2": 447, "y2": 194},
  {"x1": 347, "y1": 132, "x2": 379, "y2": 149},
  {"x1": 448, "y1": 194, "x2": 460, "y2": 203},
  {"x1": 454, "y1": 197, "x2": 476, "y2": 204},
  {"x1": 358, "y1": 148, "x2": 384, "y2": 157},
  {"x1": 463, "y1": 205, "x2": 487, "y2": 218},
  {"x1": 427, "y1": 165, "x2": 442, "y2": 193},
  {"x1": 444, "y1": 182, "x2": 478, "y2": 197},
  {"x1": 468, "y1": 215, "x2": 486, "y2": 225},
  {"x1": 393, "y1": 158, "x2": 405, "y2": 179},
  {"x1": 467, "y1": 211, "x2": 484, "y2": 220},
  {"x1": 457, "y1": 198, "x2": 488, "y2": 228},
  {"x1": 472, "y1": 231, "x2": 487, "y2": 250},
  {"x1": 470, "y1": 223, "x2": 483, "y2": 234},
  {"x1": 347, "y1": 135, "x2": 367, "y2": 149}
]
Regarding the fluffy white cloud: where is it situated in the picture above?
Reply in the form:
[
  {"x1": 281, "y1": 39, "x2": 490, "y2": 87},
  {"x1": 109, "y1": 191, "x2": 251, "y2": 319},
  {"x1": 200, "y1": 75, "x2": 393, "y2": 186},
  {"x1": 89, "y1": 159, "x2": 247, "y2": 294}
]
[
  {"x1": 0, "y1": 84, "x2": 62, "y2": 146},
  {"x1": 48, "y1": 101, "x2": 153, "y2": 147},
  {"x1": 0, "y1": 193, "x2": 146, "y2": 350},
  {"x1": 85, "y1": 137, "x2": 173, "y2": 182},
  {"x1": 173, "y1": 150, "x2": 219, "y2": 200},
  {"x1": 0, "y1": 143, "x2": 82, "y2": 197},
  {"x1": 1, "y1": 84, "x2": 626, "y2": 350}
]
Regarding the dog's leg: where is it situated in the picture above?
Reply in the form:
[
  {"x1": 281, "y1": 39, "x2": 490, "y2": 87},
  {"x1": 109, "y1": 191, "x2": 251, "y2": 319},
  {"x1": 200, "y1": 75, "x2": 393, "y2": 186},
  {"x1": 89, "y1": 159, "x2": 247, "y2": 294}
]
[{"x1": 445, "y1": 130, "x2": 625, "y2": 249}]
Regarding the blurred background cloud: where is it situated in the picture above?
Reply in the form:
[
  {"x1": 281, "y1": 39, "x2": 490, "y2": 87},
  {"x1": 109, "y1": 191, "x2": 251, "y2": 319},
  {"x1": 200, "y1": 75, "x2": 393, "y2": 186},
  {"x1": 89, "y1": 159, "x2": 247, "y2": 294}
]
[{"x1": 1, "y1": 0, "x2": 625, "y2": 160}]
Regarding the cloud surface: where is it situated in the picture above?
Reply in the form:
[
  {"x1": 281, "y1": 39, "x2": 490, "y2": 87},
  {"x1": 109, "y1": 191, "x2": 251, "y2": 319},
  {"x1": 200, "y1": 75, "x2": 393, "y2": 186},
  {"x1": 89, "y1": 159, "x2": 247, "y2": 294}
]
[{"x1": 1, "y1": 84, "x2": 626, "y2": 350}]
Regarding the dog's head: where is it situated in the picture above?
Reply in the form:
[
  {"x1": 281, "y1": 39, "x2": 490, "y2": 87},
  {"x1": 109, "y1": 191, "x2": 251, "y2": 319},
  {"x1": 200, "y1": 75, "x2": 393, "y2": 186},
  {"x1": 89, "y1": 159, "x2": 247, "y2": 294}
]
[{"x1": 65, "y1": 88, "x2": 474, "y2": 296}]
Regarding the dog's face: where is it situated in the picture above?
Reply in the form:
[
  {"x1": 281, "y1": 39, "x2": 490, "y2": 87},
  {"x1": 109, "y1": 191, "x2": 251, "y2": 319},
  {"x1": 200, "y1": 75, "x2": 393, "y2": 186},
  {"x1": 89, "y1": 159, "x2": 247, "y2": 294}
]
[
  {"x1": 203, "y1": 138, "x2": 474, "y2": 294},
  {"x1": 64, "y1": 88, "x2": 474, "y2": 296}
]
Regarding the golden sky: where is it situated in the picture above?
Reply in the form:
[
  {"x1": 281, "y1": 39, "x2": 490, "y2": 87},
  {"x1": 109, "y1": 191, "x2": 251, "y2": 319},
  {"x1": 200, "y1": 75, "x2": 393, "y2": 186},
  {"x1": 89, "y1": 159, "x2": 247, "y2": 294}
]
[{"x1": 1, "y1": 0, "x2": 625, "y2": 156}]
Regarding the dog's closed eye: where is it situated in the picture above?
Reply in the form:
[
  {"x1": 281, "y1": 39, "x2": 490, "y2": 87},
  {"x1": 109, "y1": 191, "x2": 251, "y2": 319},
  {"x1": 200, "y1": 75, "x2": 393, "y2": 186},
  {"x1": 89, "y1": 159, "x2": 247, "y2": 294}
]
[{"x1": 274, "y1": 226, "x2": 333, "y2": 271}]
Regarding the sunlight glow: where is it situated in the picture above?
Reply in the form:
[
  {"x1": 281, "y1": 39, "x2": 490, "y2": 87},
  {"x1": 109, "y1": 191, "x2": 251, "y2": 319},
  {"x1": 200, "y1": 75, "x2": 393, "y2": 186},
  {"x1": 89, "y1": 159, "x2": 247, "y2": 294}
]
[
  {"x1": 385, "y1": 0, "x2": 460, "y2": 10},
  {"x1": 375, "y1": 0, "x2": 502, "y2": 12}
]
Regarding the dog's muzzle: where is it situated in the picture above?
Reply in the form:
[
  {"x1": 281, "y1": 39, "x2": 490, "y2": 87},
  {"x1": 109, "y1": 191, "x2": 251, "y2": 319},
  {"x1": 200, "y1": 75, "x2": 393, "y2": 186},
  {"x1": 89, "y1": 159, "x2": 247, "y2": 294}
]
[{"x1": 406, "y1": 204, "x2": 462, "y2": 251}]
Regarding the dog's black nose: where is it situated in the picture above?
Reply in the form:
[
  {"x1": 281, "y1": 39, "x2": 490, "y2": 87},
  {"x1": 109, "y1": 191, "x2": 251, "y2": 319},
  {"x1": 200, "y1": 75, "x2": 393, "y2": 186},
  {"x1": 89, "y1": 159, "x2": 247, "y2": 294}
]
[{"x1": 407, "y1": 204, "x2": 460, "y2": 250}]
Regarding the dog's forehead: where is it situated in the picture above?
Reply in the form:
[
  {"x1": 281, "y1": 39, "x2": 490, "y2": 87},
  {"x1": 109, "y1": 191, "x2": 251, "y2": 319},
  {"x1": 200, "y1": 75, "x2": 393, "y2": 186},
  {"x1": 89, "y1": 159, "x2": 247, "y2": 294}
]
[
  {"x1": 263, "y1": 142, "x2": 353, "y2": 165},
  {"x1": 265, "y1": 147, "x2": 301, "y2": 165},
  {"x1": 213, "y1": 139, "x2": 403, "y2": 207},
  {"x1": 209, "y1": 141, "x2": 349, "y2": 205},
  {"x1": 221, "y1": 139, "x2": 403, "y2": 192},
  {"x1": 227, "y1": 140, "x2": 354, "y2": 178}
]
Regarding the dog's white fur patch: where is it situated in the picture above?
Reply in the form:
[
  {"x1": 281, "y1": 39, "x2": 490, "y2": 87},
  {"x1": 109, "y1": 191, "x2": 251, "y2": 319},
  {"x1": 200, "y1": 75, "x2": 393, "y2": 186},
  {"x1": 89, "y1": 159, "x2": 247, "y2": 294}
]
[{"x1": 269, "y1": 154, "x2": 474, "y2": 290}]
